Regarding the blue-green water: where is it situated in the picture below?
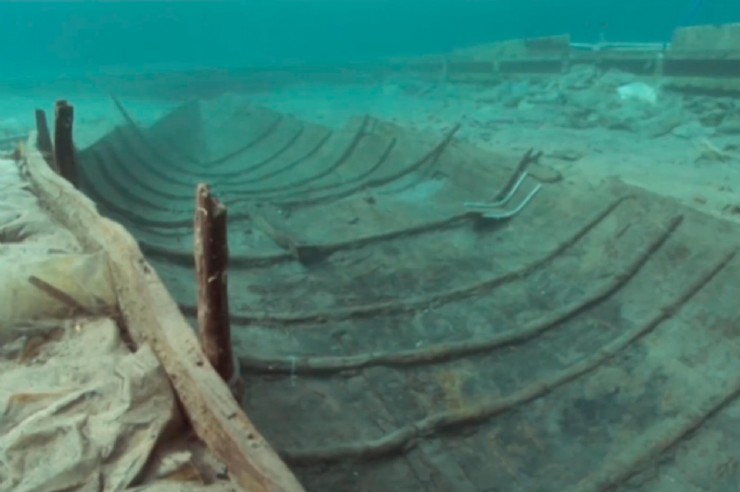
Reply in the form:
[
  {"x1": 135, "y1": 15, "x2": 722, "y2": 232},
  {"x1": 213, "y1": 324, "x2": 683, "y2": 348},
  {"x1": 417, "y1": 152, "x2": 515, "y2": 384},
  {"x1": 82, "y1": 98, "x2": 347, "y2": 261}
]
[{"x1": 1, "y1": 0, "x2": 739, "y2": 74}]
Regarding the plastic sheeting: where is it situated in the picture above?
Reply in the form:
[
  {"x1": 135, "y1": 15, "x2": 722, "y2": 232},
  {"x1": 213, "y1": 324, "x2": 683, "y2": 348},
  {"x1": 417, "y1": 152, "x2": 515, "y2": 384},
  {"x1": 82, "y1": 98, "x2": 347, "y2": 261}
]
[
  {"x1": 0, "y1": 252, "x2": 116, "y2": 324},
  {"x1": 0, "y1": 319, "x2": 178, "y2": 491},
  {"x1": 0, "y1": 156, "x2": 234, "y2": 491}
]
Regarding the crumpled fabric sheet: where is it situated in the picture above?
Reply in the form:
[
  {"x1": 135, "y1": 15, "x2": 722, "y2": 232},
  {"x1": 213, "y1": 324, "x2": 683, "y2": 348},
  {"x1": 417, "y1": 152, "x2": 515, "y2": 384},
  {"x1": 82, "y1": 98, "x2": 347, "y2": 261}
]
[
  {"x1": 0, "y1": 158, "x2": 79, "y2": 256},
  {"x1": 0, "y1": 157, "x2": 116, "y2": 325},
  {"x1": 0, "y1": 319, "x2": 178, "y2": 492},
  {"x1": 0, "y1": 157, "x2": 232, "y2": 491},
  {"x1": 0, "y1": 251, "x2": 118, "y2": 324}
]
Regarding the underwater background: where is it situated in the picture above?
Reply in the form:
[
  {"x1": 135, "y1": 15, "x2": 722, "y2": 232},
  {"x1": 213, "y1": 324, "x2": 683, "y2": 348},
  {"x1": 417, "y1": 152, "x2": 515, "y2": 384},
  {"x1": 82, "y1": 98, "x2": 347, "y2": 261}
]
[
  {"x1": 5, "y1": 1, "x2": 740, "y2": 492},
  {"x1": 1, "y1": 0, "x2": 740, "y2": 76}
]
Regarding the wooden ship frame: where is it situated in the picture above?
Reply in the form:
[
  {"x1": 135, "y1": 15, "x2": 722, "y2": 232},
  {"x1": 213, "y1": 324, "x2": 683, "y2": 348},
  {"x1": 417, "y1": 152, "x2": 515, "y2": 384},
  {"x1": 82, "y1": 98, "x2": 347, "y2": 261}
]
[{"x1": 5, "y1": 22, "x2": 740, "y2": 492}]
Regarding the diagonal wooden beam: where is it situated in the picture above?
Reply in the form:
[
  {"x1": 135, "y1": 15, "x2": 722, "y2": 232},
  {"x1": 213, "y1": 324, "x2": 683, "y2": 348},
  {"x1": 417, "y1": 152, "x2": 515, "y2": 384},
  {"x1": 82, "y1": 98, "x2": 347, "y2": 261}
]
[{"x1": 19, "y1": 137, "x2": 305, "y2": 492}]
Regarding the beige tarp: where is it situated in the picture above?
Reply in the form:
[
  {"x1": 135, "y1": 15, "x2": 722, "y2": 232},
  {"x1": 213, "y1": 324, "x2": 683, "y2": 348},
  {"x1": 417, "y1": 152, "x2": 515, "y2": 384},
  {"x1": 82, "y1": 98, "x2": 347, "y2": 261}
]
[{"x1": 0, "y1": 157, "x2": 231, "y2": 492}]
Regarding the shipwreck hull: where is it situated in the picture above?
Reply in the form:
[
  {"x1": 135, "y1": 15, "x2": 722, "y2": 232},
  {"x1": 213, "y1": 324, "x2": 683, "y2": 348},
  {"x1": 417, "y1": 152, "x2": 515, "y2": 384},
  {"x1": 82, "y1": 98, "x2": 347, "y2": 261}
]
[{"x1": 76, "y1": 96, "x2": 740, "y2": 491}]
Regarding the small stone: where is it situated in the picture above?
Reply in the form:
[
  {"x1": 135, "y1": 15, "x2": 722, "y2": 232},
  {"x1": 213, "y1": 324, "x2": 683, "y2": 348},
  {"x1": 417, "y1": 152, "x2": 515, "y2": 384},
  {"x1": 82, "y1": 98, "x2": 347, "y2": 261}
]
[{"x1": 549, "y1": 148, "x2": 584, "y2": 161}]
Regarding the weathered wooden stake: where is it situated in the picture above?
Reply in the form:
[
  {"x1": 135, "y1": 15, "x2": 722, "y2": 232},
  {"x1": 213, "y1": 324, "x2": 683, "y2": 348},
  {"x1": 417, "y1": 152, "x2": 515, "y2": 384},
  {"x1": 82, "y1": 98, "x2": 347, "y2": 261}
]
[
  {"x1": 53, "y1": 100, "x2": 78, "y2": 188},
  {"x1": 34, "y1": 109, "x2": 57, "y2": 172},
  {"x1": 194, "y1": 183, "x2": 235, "y2": 383}
]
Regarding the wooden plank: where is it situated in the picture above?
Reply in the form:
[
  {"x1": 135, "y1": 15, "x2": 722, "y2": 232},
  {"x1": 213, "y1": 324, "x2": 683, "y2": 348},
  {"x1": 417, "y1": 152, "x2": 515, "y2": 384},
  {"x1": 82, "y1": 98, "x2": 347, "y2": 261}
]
[
  {"x1": 245, "y1": 204, "x2": 323, "y2": 263},
  {"x1": 53, "y1": 100, "x2": 79, "y2": 187},
  {"x1": 194, "y1": 183, "x2": 235, "y2": 383},
  {"x1": 35, "y1": 109, "x2": 55, "y2": 171},
  {"x1": 19, "y1": 139, "x2": 304, "y2": 492}
]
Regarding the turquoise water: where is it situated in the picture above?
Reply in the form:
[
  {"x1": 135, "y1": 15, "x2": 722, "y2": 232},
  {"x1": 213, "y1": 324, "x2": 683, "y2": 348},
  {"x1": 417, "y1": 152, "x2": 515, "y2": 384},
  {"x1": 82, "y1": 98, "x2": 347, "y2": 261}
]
[{"x1": 1, "y1": 0, "x2": 739, "y2": 74}]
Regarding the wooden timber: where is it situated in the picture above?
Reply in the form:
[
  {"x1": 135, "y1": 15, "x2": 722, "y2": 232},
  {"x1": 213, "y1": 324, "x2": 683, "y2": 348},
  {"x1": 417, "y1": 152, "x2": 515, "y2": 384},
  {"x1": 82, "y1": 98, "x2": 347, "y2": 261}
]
[
  {"x1": 75, "y1": 96, "x2": 740, "y2": 491},
  {"x1": 18, "y1": 139, "x2": 305, "y2": 492},
  {"x1": 195, "y1": 183, "x2": 235, "y2": 384}
]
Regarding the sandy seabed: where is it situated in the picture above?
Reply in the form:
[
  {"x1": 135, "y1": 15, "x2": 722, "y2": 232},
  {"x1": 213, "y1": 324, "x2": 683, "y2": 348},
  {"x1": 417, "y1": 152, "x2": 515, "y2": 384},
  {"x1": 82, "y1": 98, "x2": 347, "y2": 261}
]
[
  {"x1": 3, "y1": 67, "x2": 740, "y2": 491},
  {"x1": 2, "y1": 68, "x2": 740, "y2": 224}
]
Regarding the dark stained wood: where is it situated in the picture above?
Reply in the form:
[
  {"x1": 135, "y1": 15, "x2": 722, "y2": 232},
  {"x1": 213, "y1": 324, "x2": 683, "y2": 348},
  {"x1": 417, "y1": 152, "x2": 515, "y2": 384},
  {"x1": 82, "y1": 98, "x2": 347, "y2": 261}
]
[
  {"x1": 35, "y1": 109, "x2": 56, "y2": 172},
  {"x1": 195, "y1": 183, "x2": 235, "y2": 383},
  {"x1": 53, "y1": 100, "x2": 78, "y2": 187},
  {"x1": 74, "y1": 99, "x2": 740, "y2": 492}
]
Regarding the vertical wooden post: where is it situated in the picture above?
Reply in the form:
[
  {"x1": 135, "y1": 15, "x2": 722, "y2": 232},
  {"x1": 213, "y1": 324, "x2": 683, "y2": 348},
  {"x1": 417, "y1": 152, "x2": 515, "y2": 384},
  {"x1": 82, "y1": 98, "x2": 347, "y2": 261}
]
[
  {"x1": 35, "y1": 109, "x2": 57, "y2": 172},
  {"x1": 194, "y1": 183, "x2": 235, "y2": 383},
  {"x1": 53, "y1": 100, "x2": 78, "y2": 188}
]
